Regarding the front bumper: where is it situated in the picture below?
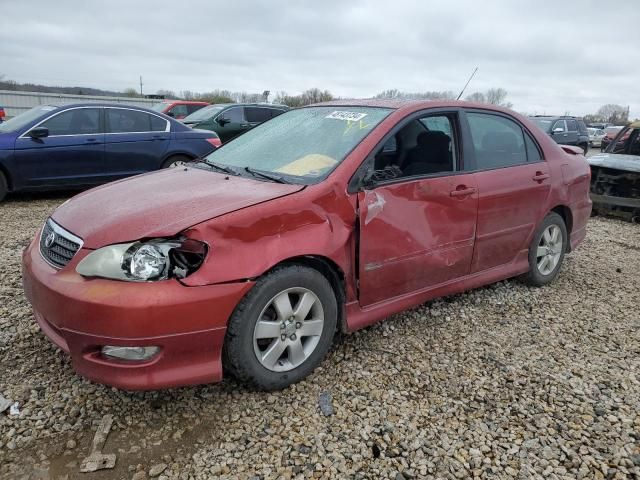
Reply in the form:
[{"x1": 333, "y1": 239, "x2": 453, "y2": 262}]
[{"x1": 22, "y1": 239, "x2": 254, "y2": 390}]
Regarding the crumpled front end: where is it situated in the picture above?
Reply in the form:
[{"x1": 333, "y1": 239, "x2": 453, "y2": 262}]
[{"x1": 590, "y1": 166, "x2": 640, "y2": 222}]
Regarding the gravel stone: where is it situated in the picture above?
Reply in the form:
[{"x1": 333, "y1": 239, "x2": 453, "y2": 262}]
[{"x1": 1, "y1": 197, "x2": 639, "y2": 479}]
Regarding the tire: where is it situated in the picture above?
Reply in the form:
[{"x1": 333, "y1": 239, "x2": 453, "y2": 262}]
[
  {"x1": 161, "y1": 154, "x2": 191, "y2": 169},
  {"x1": 0, "y1": 172, "x2": 7, "y2": 202},
  {"x1": 223, "y1": 265, "x2": 338, "y2": 390},
  {"x1": 522, "y1": 212, "x2": 567, "y2": 287}
]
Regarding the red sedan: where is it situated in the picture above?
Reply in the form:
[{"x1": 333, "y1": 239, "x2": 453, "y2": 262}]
[
  {"x1": 150, "y1": 100, "x2": 209, "y2": 119},
  {"x1": 22, "y1": 100, "x2": 592, "y2": 390}
]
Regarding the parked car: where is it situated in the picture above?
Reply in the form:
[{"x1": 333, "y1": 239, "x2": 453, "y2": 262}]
[
  {"x1": 0, "y1": 103, "x2": 221, "y2": 201},
  {"x1": 22, "y1": 100, "x2": 592, "y2": 391},
  {"x1": 182, "y1": 103, "x2": 289, "y2": 142},
  {"x1": 529, "y1": 115, "x2": 590, "y2": 154},
  {"x1": 588, "y1": 121, "x2": 640, "y2": 221},
  {"x1": 150, "y1": 100, "x2": 209, "y2": 120},
  {"x1": 0, "y1": 106, "x2": 6, "y2": 123},
  {"x1": 600, "y1": 126, "x2": 625, "y2": 152},
  {"x1": 588, "y1": 127, "x2": 605, "y2": 148}
]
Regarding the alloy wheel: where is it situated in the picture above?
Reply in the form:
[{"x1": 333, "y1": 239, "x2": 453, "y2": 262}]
[
  {"x1": 252, "y1": 287, "x2": 325, "y2": 372},
  {"x1": 536, "y1": 225, "x2": 563, "y2": 275}
]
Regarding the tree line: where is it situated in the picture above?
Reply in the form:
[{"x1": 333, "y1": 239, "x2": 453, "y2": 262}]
[{"x1": 0, "y1": 74, "x2": 633, "y2": 122}]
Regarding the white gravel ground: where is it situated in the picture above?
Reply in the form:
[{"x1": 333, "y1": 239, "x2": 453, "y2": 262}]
[{"x1": 1, "y1": 194, "x2": 639, "y2": 480}]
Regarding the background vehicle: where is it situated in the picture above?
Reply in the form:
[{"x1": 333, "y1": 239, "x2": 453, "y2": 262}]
[
  {"x1": 529, "y1": 115, "x2": 590, "y2": 154},
  {"x1": 588, "y1": 127, "x2": 605, "y2": 148},
  {"x1": 150, "y1": 100, "x2": 209, "y2": 119},
  {"x1": 22, "y1": 100, "x2": 592, "y2": 391},
  {"x1": 600, "y1": 126, "x2": 625, "y2": 151},
  {"x1": 0, "y1": 103, "x2": 220, "y2": 201},
  {"x1": 0, "y1": 106, "x2": 5, "y2": 123},
  {"x1": 589, "y1": 121, "x2": 640, "y2": 221},
  {"x1": 182, "y1": 103, "x2": 289, "y2": 142}
]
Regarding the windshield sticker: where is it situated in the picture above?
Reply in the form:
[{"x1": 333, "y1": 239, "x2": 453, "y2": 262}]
[{"x1": 326, "y1": 111, "x2": 368, "y2": 122}]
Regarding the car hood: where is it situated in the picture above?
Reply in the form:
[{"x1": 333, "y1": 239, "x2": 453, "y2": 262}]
[
  {"x1": 588, "y1": 153, "x2": 640, "y2": 173},
  {"x1": 51, "y1": 167, "x2": 304, "y2": 249},
  {"x1": 0, "y1": 132, "x2": 15, "y2": 149}
]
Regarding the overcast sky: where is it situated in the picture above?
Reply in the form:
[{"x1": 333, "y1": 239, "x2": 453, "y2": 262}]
[{"x1": 1, "y1": 0, "x2": 638, "y2": 117}]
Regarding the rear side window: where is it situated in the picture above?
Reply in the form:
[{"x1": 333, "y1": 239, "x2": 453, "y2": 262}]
[
  {"x1": 245, "y1": 107, "x2": 272, "y2": 123},
  {"x1": 106, "y1": 109, "x2": 157, "y2": 133},
  {"x1": 150, "y1": 115, "x2": 168, "y2": 132},
  {"x1": 41, "y1": 108, "x2": 101, "y2": 136},
  {"x1": 524, "y1": 133, "x2": 542, "y2": 162},
  {"x1": 270, "y1": 108, "x2": 287, "y2": 119},
  {"x1": 467, "y1": 112, "x2": 528, "y2": 169},
  {"x1": 168, "y1": 104, "x2": 188, "y2": 117},
  {"x1": 566, "y1": 119, "x2": 578, "y2": 132}
]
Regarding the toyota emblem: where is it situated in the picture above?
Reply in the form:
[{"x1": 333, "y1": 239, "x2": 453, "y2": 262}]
[{"x1": 44, "y1": 231, "x2": 56, "y2": 248}]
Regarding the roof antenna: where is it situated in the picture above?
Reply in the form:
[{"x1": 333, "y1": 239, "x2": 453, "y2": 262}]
[{"x1": 456, "y1": 67, "x2": 479, "y2": 101}]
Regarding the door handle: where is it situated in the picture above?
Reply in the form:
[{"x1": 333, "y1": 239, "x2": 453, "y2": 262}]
[
  {"x1": 532, "y1": 172, "x2": 550, "y2": 182},
  {"x1": 450, "y1": 186, "x2": 477, "y2": 197},
  {"x1": 85, "y1": 138, "x2": 98, "y2": 143}
]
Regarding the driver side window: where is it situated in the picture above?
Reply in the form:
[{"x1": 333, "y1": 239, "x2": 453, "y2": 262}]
[{"x1": 369, "y1": 113, "x2": 457, "y2": 181}]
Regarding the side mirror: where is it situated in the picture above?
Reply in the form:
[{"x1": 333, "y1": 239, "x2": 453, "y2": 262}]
[
  {"x1": 28, "y1": 127, "x2": 49, "y2": 139},
  {"x1": 217, "y1": 116, "x2": 230, "y2": 126},
  {"x1": 552, "y1": 128, "x2": 564, "y2": 134}
]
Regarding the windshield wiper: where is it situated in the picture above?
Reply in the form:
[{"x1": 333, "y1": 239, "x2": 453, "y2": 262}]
[
  {"x1": 200, "y1": 159, "x2": 236, "y2": 175},
  {"x1": 244, "y1": 166, "x2": 288, "y2": 184}
]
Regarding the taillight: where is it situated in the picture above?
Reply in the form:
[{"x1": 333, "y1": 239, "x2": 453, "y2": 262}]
[{"x1": 206, "y1": 137, "x2": 222, "y2": 148}]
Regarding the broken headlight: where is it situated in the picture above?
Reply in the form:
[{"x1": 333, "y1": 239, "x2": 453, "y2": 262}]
[{"x1": 76, "y1": 238, "x2": 207, "y2": 282}]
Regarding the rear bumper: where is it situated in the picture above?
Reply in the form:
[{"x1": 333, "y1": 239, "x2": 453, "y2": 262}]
[{"x1": 22, "y1": 239, "x2": 254, "y2": 390}]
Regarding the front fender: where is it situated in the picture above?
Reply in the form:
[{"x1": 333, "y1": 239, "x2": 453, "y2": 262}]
[{"x1": 181, "y1": 183, "x2": 357, "y2": 297}]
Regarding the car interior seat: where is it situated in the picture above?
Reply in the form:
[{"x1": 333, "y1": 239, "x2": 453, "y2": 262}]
[{"x1": 403, "y1": 131, "x2": 452, "y2": 176}]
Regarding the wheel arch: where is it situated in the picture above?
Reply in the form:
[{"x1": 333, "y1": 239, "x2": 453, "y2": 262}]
[
  {"x1": 264, "y1": 255, "x2": 348, "y2": 334},
  {"x1": 160, "y1": 150, "x2": 196, "y2": 167}
]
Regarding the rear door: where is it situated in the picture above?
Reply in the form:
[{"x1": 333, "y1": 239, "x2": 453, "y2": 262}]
[
  {"x1": 464, "y1": 110, "x2": 551, "y2": 272},
  {"x1": 357, "y1": 111, "x2": 478, "y2": 306},
  {"x1": 551, "y1": 119, "x2": 568, "y2": 145},
  {"x1": 14, "y1": 107, "x2": 105, "y2": 187},
  {"x1": 565, "y1": 119, "x2": 579, "y2": 146},
  {"x1": 104, "y1": 107, "x2": 170, "y2": 177}
]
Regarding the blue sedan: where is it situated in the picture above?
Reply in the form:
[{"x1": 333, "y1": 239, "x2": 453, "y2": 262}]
[{"x1": 0, "y1": 103, "x2": 221, "y2": 201}]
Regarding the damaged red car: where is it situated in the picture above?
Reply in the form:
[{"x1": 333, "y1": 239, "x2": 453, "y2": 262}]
[{"x1": 22, "y1": 100, "x2": 592, "y2": 391}]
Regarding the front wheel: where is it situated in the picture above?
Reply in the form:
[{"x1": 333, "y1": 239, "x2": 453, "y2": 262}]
[
  {"x1": 522, "y1": 212, "x2": 567, "y2": 286},
  {"x1": 0, "y1": 172, "x2": 7, "y2": 202},
  {"x1": 223, "y1": 265, "x2": 338, "y2": 390}
]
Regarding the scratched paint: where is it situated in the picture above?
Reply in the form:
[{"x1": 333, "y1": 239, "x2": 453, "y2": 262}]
[{"x1": 364, "y1": 191, "x2": 386, "y2": 225}]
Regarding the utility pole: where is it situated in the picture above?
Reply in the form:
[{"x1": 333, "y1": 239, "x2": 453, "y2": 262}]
[{"x1": 139, "y1": 76, "x2": 143, "y2": 96}]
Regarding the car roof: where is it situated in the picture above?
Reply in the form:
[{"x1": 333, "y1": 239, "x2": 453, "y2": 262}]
[
  {"x1": 41, "y1": 103, "x2": 171, "y2": 115},
  {"x1": 308, "y1": 98, "x2": 520, "y2": 116},
  {"x1": 530, "y1": 115, "x2": 583, "y2": 120},
  {"x1": 211, "y1": 103, "x2": 288, "y2": 108}
]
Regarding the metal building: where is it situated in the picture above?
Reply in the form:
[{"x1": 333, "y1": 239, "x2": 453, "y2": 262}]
[{"x1": 0, "y1": 90, "x2": 161, "y2": 119}]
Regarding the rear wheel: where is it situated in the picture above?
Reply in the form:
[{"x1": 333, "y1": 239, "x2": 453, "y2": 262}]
[
  {"x1": 0, "y1": 172, "x2": 7, "y2": 202},
  {"x1": 224, "y1": 265, "x2": 337, "y2": 390},
  {"x1": 522, "y1": 212, "x2": 567, "y2": 286},
  {"x1": 161, "y1": 154, "x2": 191, "y2": 169}
]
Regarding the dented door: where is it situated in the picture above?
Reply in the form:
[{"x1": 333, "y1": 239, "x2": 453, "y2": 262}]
[{"x1": 357, "y1": 174, "x2": 478, "y2": 307}]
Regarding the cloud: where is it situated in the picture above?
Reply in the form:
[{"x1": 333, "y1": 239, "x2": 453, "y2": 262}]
[{"x1": 1, "y1": 0, "x2": 638, "y2": 117}]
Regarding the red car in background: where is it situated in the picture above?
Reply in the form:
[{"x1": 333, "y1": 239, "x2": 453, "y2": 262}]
[
  {"x1": 0, "y1": 106, "x2": 6, "y2": 123},
  {"x1": 151, "y1": 100, "x2": 209, "y2": 119},
  {"x1": 22, "y1": 100, "x2": 592, "y2": 391}
]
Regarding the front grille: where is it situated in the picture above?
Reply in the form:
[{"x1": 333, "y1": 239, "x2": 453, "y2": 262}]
[{"x1": 39, "y1": 218, "x2": 83, "y2": 269}]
